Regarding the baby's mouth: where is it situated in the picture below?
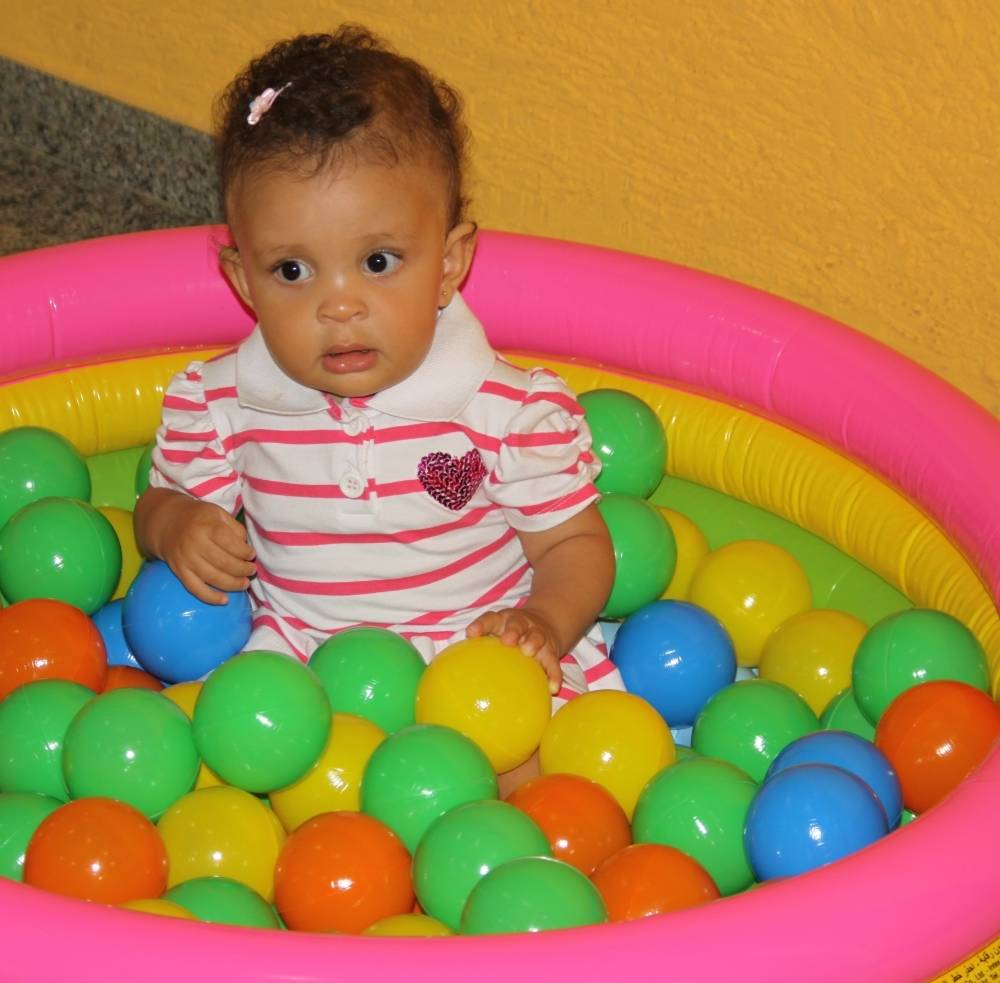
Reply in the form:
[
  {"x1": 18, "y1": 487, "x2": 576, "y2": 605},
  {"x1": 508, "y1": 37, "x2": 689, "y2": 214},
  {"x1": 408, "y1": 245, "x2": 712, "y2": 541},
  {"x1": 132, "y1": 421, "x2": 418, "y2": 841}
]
[{"x1": 322, "y1": 347, "x2": 377, "y2": 374}]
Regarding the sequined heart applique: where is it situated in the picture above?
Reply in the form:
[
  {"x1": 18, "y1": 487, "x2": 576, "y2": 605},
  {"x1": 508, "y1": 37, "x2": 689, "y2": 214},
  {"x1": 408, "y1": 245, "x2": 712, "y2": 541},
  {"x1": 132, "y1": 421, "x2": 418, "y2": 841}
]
[{"x1": 417, "y1": 450, "x2": 487, "y2": 511}]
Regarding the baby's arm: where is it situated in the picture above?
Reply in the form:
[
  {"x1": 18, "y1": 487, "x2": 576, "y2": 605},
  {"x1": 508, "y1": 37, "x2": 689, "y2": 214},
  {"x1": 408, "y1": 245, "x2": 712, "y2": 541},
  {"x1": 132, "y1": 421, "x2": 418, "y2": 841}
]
[
  {"x1": 466, "y1": 503, "x2": 614, "y2": 694},
  {"x1": 134, "y1": 487, "x2": 256, "y2": 606}
]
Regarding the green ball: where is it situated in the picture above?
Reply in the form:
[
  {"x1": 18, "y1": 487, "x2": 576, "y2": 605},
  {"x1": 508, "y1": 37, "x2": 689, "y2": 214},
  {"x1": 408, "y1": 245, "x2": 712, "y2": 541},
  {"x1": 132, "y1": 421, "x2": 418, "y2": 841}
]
[
  {"x1": 692, "y1": 679, "x2": 819, "y2": 782},
  {"x1": 899, "y1": 808, "x2": 917, "y2": 826},
  {"x1": 63, "y1": 689, "x2": 199, "y2": 818},
  {"x1": 0, "y1": 497, "x2": 121, "y2": 613},
  {"x1": 598, "y1": 494, "x2": 676, "y2": 619},
  {"x1": 414, "y1": 799, "x2": 550, "y2": 931},
  {"x1": 164, "y1": 876, "x2": 283, "y2": 928},
  {"x1": 309, "y1": 627, "x2": 426, "y2": 733},
  {"x1": 0, "y1": 791, "x2": 62, "y2": 881},
  {"x1": 193, "y1": 650, "x2": 331, "y2": 793},
  {"x1": 632, "y1": 756, "x2": 757, "y2": 896},
  {"x1": 819, "y1": 687, "x2": 876, "y2": 741},
  {"x1": 134, "y1": 441, "x2": 155, "y2": 498},
  {"x1": 578, "y1": 389, "x2": 667, "y2": 498},
  {"x1": 361, "y1": 723, "x2": 497, "y2": 853},
  {"x1": 852, "y1": 609, "x2": 989, "y2": 725},
  {"x1": 0, "y1": 679, "x2": 94, "y2": 801},
  {"x1": 460, "y1": 856, "x2": 607, "y2": 934},
  {"x1": 0, "y1": 427, "x2": 90, "y2": 531}
]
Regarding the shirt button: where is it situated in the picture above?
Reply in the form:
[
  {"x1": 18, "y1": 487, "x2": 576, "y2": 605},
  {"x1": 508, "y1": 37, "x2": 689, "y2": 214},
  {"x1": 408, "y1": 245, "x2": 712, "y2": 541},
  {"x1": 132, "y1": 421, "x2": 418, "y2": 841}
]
[
  {"x1": 339, "y1": 470, "x2": 365, "y2": 498},
  {"x1": 343, "y1": 417, "x2": 365, "y2": 437}
]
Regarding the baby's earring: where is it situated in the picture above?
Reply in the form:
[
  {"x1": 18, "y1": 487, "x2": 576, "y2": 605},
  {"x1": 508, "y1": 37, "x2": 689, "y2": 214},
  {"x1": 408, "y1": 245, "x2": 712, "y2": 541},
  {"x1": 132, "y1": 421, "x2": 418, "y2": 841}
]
[{"x1": 438, "y1": 287, "x2": 452, "y2": 309}]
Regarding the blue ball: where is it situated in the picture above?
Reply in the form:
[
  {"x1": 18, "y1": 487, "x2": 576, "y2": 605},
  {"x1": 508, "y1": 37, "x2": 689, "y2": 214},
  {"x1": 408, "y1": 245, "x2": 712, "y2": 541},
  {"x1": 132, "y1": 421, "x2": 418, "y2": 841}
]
[
  {"x1": 745, "y1": 763, "x2": 888, "y2": 880},
  {"x1": 611, "y1": 599, "x2": 736, "y2": 726},
  {"x1": 121, "y1": 560, "x2": 251, "y2": 683},
  {"x1": 91, "y1": 599, "x2": 141, "y2": 668},
  {"x1": 766, "y1": 729, "x2": 903, "y2": 829}
]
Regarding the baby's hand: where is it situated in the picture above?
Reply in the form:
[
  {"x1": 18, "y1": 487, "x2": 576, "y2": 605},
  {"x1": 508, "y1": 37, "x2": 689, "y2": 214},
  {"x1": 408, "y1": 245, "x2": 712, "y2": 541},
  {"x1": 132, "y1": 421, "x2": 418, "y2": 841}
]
[
  {"x1": 160, "y1": 498, "x2": 256, "y2": 606},
  {"x1": 466, "y1": 608, "x2": 564, "y2": 695}
]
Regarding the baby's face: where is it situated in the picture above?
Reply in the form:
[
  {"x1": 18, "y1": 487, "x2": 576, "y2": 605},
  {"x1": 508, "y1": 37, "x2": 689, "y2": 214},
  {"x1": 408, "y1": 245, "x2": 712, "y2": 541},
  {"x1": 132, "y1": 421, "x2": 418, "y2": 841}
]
[{"x1": 223, "y1": 156, "x2": 474, "y2": 399}]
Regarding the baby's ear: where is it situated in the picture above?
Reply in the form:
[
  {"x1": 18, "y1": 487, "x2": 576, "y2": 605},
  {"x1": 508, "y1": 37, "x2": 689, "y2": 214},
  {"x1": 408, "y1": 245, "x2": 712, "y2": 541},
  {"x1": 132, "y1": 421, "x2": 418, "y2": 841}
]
[
  {"x1": 439, "y1": 222, "x2": 478, "y2": 306},
  {"x1": 220, "y1": 246, "x2": 254, "y2": 310}
]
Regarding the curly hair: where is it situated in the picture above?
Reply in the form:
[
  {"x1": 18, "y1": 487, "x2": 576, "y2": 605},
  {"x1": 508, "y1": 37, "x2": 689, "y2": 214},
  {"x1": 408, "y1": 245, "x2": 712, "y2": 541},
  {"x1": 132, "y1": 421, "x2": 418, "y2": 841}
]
[{"x1": 214, "y1": 26, "x2": 470, "y2": 227}]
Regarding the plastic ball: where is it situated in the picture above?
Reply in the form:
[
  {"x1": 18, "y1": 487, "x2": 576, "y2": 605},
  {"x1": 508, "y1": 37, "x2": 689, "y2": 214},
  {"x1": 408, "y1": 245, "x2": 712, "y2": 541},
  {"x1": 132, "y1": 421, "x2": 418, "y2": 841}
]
[
  {"x1": 134, "y1": 441, "x2": 155, "y2": 498},
  {"x1": 611, "y1": 599, "x2": 736, "y2": 727},
  {"x1": 91, "y1": 599, "x2": 141, "y2": 668},
  {"x1": 103, "y1": 665, "x2": 164, "y2": 692},
  {"x1": 0, "y1": 497, "x2": 121, "y2": 613},
  {"x1": 24, "y1": 796, "x2": 168, "y2": 903},
  {"x1": 413, "y1": 799, "x2": 550, "y2": 931},
  {"x1": 193, "y1": 650, "x2": 331, "y2": 793},
  {"x1": 460, "y1": 856, "x2": 607, "y2": 934},
  {"x1": 364, "y1": 913, "x2": 452, "y2": 937},
  {"x1": 156, "y1": 786, "x2": 286, "y2": 901},
  {"x1": 578, "y1": 389, "x2": 667, "y2": 498},
  {"x1": 767, "y1": 730, "x2": 902, "y2": 828},
  {"x1": 591, "y1": 842, "x2": 719, "y2": 920},
  {"x1": 120, "y1": 898, "x2": 199, "y2": 920},
  {"x1": 539, "y1": 690, "x2": 675, "y2": 818},
  {"x1": 361, "y1": 723, "x2": 497, "y2": 853},
  {"x1": 688, "y1": 540, "x2": 812, "y2": 667},
  {"x1": 692, "y1": 679, "x2": 819, "y2": 782},
  {"x1": 758, "y1": 609, "x2": 867, "y2": 716},
  {"x1": 0, "y1": 598, "x2": 108, "y2": 700},
  {"x1": 744, "y1": 763, "x2": 888, "y2": 881},
  {"x1": 0, "y1": 679, "x2": 93, "y2": 800},
  {"x1": 62, "y1": 688, "x2": 199, "y2": 818},
  {"x1": 309, "y1": 626, "x2": 426, "y2": 733},
  {"x1": 163, "y1": 876, "x2": 283, "y2": 929},
  {"x1": 274, "y1": 811, "x2": 414, "y2": 934},
  {"x1": 597, "y1": 494, "x2": 677, "y2": 619},
  {"x1": 122, "y1": 559, "x2": 252, "y2": 684},
  {"x1": 0, "y1": 427, "x2": 90, "y2": 531},
  {"x1": 95, "y1": 505, "x2": 143, "y2": 601},
  {"x1": 269, "y1": 712, "x2": 386, "y2": 832},
  {"x1": 415, "y1": 636, "x2": 551, "y2": 773},
  {"x1": 657, "y1": 508, "x2": 709, "y2": 600},
  {"x1": 0, "y1": 791, "x2": 62, "y2": 880},
  {"x1": 159, "y1": 682, "x2": 224, "y2": 790},
  {"x1": 874, "y1": 680, "x2": 1000, "y2": 814},
  {"x1": 632, "y1": 756, "x2": 757, "y2": 896},
  {"x1": 505, "y1": 772, "x2": 631, "y2": 875},
  {"x1": 819, "y1": 687, "x2": 876, "y2": 741},
  {"x1": 852, "y1": 609, "x2": 989, "y2": 725}
]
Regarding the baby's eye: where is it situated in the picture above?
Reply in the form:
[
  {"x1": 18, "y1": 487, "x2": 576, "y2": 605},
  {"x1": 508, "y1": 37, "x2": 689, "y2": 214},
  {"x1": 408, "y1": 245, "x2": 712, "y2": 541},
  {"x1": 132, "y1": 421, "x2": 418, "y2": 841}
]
[
  {"x1": 364, "y1": 251, "x2": 402, "y2": 275},
  {"x1": 273, "y1": 259, "x2": 314, "y2": 283}
]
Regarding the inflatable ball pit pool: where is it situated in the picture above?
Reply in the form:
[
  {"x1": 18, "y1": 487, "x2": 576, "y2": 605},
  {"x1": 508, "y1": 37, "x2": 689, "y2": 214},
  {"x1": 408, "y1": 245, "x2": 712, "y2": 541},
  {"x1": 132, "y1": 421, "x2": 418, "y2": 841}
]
[{"x1": 0, "y1": 226, "x2": 999, "y2": 983}]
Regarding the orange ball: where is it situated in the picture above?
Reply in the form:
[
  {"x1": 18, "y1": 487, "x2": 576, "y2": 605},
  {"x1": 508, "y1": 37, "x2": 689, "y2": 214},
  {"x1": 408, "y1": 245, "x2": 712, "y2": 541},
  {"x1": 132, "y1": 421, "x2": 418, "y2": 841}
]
[
  {"x1": 274, "y1": 811, "x2": 414, "y2": 933},
  {"x1": 590, "y1": 843, "x2": 720, "y2": 920},
  {"x1": 23, "y1": 796, "x2": 168, "y2": 904},
  {"x1": 875, "y1": 680, "x2": 1000, "y2": 814},
  {"x1": 103, "y1": 665, "x2": 164, "y2": 692},
  {"x1": 0, "y1": 598, "x2": 107, "y2": 700},
  {"x1": 505, "y1": 772, "x2": 631, "y2": 875}
]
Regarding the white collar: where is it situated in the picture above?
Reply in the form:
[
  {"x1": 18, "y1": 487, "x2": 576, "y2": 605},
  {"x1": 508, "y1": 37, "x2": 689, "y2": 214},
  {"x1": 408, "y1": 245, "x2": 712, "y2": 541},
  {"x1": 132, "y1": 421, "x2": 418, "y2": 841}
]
[{"x1": 234, "y1": 293, "x2": 496, "y2": 422}]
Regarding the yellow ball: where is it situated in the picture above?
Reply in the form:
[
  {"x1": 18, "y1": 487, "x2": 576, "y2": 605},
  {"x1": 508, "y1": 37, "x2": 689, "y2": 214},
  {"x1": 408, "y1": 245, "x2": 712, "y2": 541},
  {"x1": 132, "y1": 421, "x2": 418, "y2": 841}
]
[
  {"x1": 269, "y1": 713, "x2": 386, "y2": 832},
  {"x1": 119, "y1": 898, "x2": 198, "y2": 920},
  {"x1": 539, "y1": 690, "x2": 675, "y2": 819},
  {"x1": 415, "y1": 636, "x2": 551, "y2": 774},
  {"x1": 97, "y1": 506, "x2": 143, "y2": 600},
  {"x1": 657, "y1": 508, "x2": 709, "y2": 601},
  {"x1": 688, "y1": 540, "x2": 812, "y2": 668},
  {"x1": 364, "y1": 913, "x2": 453, "y2": 937},
  {"x1": 758, "y1": 609, "x2": 867, "y2": 716},
  {"x1": 161, "y1": 682, "x2": 224, "y2": 789},
  {"x1": 156, "y1": 786, "x2": 285, "y2": 901}
]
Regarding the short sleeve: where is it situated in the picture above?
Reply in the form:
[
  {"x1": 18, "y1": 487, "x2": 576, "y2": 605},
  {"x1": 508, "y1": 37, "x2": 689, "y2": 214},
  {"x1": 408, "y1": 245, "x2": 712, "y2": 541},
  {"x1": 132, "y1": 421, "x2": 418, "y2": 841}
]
[
  {"x1": 483, "y1": 368, "x2": 601, "y2": 532},
  {"x1": 148, "y1": 363, "x2": 242, "y2": 515}
]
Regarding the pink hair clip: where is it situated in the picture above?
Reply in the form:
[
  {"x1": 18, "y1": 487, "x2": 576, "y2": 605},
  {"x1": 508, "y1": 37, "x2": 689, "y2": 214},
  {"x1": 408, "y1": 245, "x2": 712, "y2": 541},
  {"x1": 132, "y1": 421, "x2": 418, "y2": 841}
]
[{"x1": 247, "y1": 82, "x2": 292, "y2": 125}]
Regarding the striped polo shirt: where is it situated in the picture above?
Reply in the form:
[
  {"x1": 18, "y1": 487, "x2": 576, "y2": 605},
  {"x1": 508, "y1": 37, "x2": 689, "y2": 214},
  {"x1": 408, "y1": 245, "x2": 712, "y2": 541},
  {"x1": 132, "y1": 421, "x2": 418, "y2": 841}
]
[{"x1": 149, "y1": 294, "x2": 622, "y2": 698}]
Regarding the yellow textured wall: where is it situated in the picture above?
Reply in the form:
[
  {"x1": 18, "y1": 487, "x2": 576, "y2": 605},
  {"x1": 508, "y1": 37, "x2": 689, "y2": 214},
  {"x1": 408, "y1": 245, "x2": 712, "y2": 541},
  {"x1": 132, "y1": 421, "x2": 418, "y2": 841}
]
[{"x1": 4, "y1": 2, "x2": 998, "y2": 417}]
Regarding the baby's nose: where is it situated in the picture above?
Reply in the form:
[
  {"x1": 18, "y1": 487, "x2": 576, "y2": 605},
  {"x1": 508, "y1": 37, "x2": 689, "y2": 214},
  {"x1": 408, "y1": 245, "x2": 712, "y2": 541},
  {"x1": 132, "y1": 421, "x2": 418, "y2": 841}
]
[{"x1": 318, "y1": 278, "x2": 367, "y2": 321}]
